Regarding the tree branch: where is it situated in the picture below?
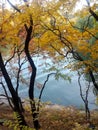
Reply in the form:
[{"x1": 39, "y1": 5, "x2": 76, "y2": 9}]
[
  {"x1": 37, "y1": 73, "x2": 56, "y2": 111},
  {"x1": 89, "y1": 8, "x2": 98, "y2": 21},
  {"x1": 0, "y1": 82, "x2": 14, "y2": 109},
  {"x1": 7, "y1": 0, "x2": 21, "y2": 13}
]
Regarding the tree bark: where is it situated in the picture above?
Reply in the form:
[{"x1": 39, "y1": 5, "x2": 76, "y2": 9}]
[
  {"x1": 89, "y1": 70, "x2": 98, "y2": 91},
  {"x1": 24, "y1": 20, "x2": 40, "y2": 129},
  {"x1": 0, "y1": 53, "x2": 27, "y2": 127}
]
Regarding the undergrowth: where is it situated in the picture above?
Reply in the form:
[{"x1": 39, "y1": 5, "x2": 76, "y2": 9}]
[{"x1": 1, "y1": 105, "x2": 98, "y2": 130}]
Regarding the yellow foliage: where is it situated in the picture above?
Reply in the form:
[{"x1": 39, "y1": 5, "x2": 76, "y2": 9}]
[{"x1": 0, "y1": 0, "x2": 97, "y2": 75}]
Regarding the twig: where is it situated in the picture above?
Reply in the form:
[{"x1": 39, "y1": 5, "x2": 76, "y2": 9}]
[{"x1": 0, "y1": 82, "x2": 14, "y2": 109}]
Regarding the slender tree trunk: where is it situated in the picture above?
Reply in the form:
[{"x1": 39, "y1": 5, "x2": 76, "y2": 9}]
[
  {"x1": 0, "y1": 53, "x2": 27, "y2": 127},
  {"x1": 89, "y1": 70, "x2": 98, "y2": 91},
  {"x1": 24, "y1": 19, "x2": 40, "y2": 130}
]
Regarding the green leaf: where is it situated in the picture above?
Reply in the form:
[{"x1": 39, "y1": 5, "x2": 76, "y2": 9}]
[{"x1": 89, "y1": 32, "x2": 98, "y2": 45}]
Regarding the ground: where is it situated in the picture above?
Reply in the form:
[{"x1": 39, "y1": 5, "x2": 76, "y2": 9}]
[{"x1": 0, "y1": 103, "x2": 98, "y2": 130}]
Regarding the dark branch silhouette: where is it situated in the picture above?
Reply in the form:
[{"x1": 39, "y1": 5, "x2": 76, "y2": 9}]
[
  {"x1": 7, "y1": 0, "x2": 21, "y2": 13},
  {"x1": 89, "y1": 8, "x2": 98, "y2": 21}
]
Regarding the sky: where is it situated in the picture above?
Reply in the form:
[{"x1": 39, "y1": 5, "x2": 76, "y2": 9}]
[
  {"x1": 75, "y1": 0, "x2": 88, "y2": 11},
  {"x1": 0, "y1": 0, "x2": 96, "y2": 10}
]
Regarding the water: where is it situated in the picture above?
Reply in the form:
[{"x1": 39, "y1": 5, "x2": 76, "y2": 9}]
[
  {"x1": 0, "y1": 55, "x2": 98, "y2": 110},
  {"x1": 18, "y1": 74, "x2": 97, "y2": 110},
  {"x1": 18, "y1": 56, "x2": 98, "y2": 110}
]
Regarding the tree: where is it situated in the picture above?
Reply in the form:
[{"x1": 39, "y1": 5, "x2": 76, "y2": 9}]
[
  {"x1": 38, "y1": 0, "x2": 98, "y2": 123},
  {"x1": 39, "y1": 0, "x2": 98, "y2": 91},
  {"x1": 0, "y1": 0, "x2": 44, "y2": 129},
  {"x1": 0, "y1": 0, "x2": 98, "y2": 129}
]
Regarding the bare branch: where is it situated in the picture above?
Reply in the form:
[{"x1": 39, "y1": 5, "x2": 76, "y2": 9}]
[
  {"x1": 37, "y1": 72, "x2": 56, "y2": 111},
  {"x1": 78, "y1": 72, "x2": 91, "y2": 121},
  {"x1": 0, "y1": 82, "x2": 14, "y2": 109},
  {"x1": 5, "y1": 46, "x2": 16, "y2": 66},
  {"x1": 7, "y1": 0, "x2": 21, "y2": 13}
]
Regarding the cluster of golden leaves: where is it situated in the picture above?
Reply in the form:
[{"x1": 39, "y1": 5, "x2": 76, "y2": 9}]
[{"x1": 0, "y1": 0, "x2": 98, "y2": 73}]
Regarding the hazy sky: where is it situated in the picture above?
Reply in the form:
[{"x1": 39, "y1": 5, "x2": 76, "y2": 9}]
[{"x1": 1, "y1": 0, "x2": 95, "y2": 10}]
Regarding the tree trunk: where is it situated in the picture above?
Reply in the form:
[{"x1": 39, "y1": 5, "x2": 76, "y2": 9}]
[
  {"x1": 0, "y1": 53, "x2": 27, "y2": 127},
  {"x1": 24, "y1": 20, "x2": 40, "y2": 130},
  {"x1": 89, "y1": 70, "x2": 98, "y2": 91}
]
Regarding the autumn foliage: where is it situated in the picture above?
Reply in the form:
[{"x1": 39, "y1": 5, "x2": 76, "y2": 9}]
[{"x1": 0, "y1": 0, "x2": 98, "y2": 129}]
